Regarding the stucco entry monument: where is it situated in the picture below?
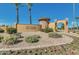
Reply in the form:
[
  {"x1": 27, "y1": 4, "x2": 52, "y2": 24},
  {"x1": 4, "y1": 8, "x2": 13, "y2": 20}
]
[
  {"x1": 39, "y1": 18, "x2": 68, "y2": 32},
  {"x1": 0, "y1": 18, "x2": 68, "y2": 33}
]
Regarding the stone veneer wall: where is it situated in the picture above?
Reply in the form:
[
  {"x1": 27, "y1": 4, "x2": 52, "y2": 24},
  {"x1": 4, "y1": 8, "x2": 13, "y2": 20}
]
[{"x1": 17, "y1": 24, "x2": 41, "y2": 32}]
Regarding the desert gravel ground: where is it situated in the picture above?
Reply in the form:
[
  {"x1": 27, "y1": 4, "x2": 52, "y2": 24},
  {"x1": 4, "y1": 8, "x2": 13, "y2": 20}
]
[{"x1": 0, "y1": 32, "x2": 73, "y2": 51}]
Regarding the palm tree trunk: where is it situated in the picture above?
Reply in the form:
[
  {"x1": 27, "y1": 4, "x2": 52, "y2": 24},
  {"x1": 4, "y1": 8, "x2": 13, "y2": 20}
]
[
  {"x1": 28, "y1": 7, "x2": 32, "y2": 24},
  {"x1": 27, "y1": 3, "x2": 32, "y2": 24},
  {"x1": 76, "y1": 19, "x2": 78, "y2": 30},
  {"x1": 72, "y1": 3, "x2": 75, "y2": 32},
  {"x1": 16, "y1": 4, "x2": 19, "y2": 32}
]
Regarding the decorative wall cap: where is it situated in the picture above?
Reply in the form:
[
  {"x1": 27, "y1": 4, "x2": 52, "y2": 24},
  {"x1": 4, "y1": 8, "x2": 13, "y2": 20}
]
[{"x1": 39, "y1": 18, "x2": 50, "y2": 21}]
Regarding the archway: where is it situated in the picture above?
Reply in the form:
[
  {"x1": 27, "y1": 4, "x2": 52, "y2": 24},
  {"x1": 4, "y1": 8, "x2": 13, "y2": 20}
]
[
  {"x1": 56, "y1": 20, "x2": 68, "y2": 32},
  {"x1": 56, "y1": 22, "x2": 64, "y2": 32}
]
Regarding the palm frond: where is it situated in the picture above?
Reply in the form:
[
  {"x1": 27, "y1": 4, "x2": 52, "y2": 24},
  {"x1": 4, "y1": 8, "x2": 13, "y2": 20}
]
[{"x1": 27, "y1": 3, "x2": 32, "y2": 9}]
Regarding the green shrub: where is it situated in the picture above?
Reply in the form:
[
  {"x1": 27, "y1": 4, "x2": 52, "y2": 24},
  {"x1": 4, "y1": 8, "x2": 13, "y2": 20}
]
[
  {"x1": 0, "y1": 28, "x2": 4, "y2": 33},
  {"x1": 13, "y1": 33, "x2": 22, "y2": 39},
  {"x1": 42, "y1": 27, "x2": 53, "y2": 33},
  {"x1": 25, "y1": 35, "x2": 40, "y2": 43},
  {"x1": 0, "y1": 35, "x2": 4, "y2": 42},
  {"x1": 32, "y1": 35, "x2": 41, "y2": 38},
  {"x1": 2, "y1": 35, "x2": 17, "y2": 45},
  {"x1": 7, "y1": 28, "x2": 17, "y2": 34},
  {"x1": 48, "y1": 32, "x2": 62, "y2": 38}
]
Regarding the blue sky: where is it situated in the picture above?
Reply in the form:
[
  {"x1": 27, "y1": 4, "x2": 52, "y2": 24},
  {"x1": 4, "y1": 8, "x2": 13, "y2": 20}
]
[{"x1": 0, "y1": 3, "x2": 79, "y2": 28}]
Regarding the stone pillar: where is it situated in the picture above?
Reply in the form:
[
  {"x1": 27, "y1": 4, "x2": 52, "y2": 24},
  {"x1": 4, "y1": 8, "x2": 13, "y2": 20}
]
[
  {"x1": 65, "y1": 22, "x2": 68, "y2": 33},
  {"x1": 39, "y1": 18, "x2": 50, "y2": 29},
  {"x1": 65, "y1": 18, "x2": 68, "y2": 33}
]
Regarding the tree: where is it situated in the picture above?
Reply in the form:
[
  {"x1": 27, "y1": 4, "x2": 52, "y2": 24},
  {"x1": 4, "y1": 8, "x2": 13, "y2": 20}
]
[
  {"x1": 76, "y1": 16, "x2": 79, "y2": 19},
  {"x1": 15, "y1": 3, "x2": 23, "y2": 32},
  {"x1": 27, "y1": 3, "x2": 32, "y2": 24},
  {"x1": 15, "y1": 3, "x2": 19, "y2": 32},
  {"x1": 75, "y1": 16, "x2": 79, "y2": 30}
]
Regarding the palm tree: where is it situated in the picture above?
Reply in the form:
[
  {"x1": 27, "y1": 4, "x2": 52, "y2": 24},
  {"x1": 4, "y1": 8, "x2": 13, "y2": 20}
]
[
  {"x1": 72, "y1": 3, "x2": 75, "y2": 31},
  {"x1": 27, "y1": 3, "x2": 32, "y2": 24},
  {"x1": 15, "y1": 3, "x2": 21, "y2": 30},
  {"x1": 15, "y1": 3, "x2": 20, "y2": 32},
  {"x1": 76, "y1": 16, "x2": 79, "y2": 30}
]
